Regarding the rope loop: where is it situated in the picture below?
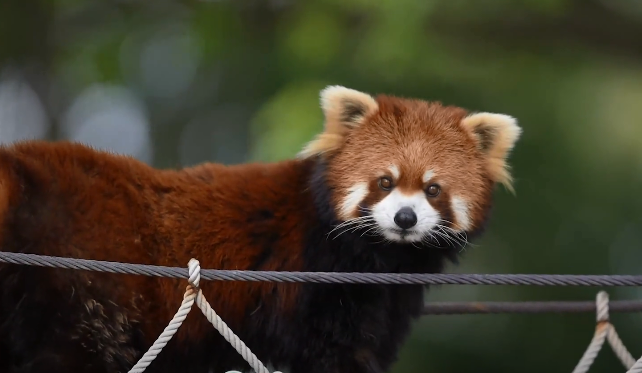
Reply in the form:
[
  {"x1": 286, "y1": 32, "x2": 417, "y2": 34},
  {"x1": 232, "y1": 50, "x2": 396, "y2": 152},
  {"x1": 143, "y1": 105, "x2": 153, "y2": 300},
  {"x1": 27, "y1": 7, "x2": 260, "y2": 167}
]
[
  {"x1": 571, "y1": 291, "x2": 611, "y2": 373},
  {"x1": 188, "y1": 258, "x2": 201, "y2": 288},
  {"x1": 125, "y1": 257, "x2": 278, "y2": 373},
  {"x1": 596, "y1": 291, "x2": 609, "y2": 323},
  {"x1": 127, "y1": 258, "x2": 199, "y2": 373},
  {"x1": 569, "y1": 291, "x2": 642, "y2": 373}
]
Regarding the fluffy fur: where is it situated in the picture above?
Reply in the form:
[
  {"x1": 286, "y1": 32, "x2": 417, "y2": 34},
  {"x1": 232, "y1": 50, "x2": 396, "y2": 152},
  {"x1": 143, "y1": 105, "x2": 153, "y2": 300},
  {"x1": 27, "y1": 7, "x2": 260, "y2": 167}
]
[{"x1": 0, "y1": 86, "x2": 521, "y2": 373}]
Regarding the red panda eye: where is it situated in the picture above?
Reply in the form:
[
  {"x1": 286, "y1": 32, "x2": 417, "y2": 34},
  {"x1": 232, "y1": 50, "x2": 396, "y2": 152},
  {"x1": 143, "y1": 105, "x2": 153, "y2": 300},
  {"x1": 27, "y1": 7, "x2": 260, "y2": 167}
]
[
  {"x1": 378, "y1": 177, "x2": 393, "y2": 191},
  {"x1": 426, "y1": 184, "x2": 441, "y2": 197}
]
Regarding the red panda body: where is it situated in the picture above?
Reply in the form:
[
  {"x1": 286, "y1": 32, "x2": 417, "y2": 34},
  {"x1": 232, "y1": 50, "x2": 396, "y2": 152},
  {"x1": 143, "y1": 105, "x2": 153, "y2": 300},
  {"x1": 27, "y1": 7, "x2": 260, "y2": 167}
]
[{"x1": 0, "y1": 86, "x2": 521, "y2": 373}]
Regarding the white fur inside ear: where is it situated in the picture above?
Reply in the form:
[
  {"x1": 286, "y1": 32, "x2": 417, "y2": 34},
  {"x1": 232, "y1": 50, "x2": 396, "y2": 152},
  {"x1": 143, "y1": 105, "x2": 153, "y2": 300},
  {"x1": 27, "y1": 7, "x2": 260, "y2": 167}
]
[
  {"x1": 461, "y1": 112, "x2": 522, "y2": 192},
  {"x1": 320, "y1": 86, "x2": 377, "y2": 116},
  {"x1": 319, "y1": 85, "x2": 378, "y2": 127},
  {"x1": 297, "y1": 86, "x2": 379, "y2": 159},
  {"x1": 462, "y1": 112, "x2": 522, "y2": 153}
]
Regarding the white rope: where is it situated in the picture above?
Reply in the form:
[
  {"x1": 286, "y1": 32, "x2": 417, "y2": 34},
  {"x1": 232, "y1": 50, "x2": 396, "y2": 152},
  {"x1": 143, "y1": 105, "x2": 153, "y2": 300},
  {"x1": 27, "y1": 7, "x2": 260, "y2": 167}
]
[
  {"x1": 127, "y1": 259, "x2": 200, "y2": 373},
  {"x1": 194, "y1": 291, "x2": 275, "y2": 373},
  {"x1": 608, "y1": 326, "x2": 636, "y2": 369},
  {"x1": 572, "y1": 291, "x2": 610, "y2": 373},
  {"x1": 628, "y1": 356, "x2": 642, "y2": 372},
  {"x1": 126, "y1": 258, "x2": 279, "y2": 373},
  {"x1": 119, "y1": 264, "x2": 642, "y2": 373},
  {"x1": 626, "y1": 343, "x2": 642, "y2": 371},
  {"x1": 571, "y1": 291, "x2": 642, "y2": 373}
]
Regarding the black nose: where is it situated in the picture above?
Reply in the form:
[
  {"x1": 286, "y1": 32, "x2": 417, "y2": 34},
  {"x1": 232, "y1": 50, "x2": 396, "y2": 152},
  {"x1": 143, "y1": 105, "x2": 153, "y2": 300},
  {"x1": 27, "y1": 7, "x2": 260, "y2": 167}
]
[{"x1": 394, "y1": 207, "x2": 417, "y2": 229}]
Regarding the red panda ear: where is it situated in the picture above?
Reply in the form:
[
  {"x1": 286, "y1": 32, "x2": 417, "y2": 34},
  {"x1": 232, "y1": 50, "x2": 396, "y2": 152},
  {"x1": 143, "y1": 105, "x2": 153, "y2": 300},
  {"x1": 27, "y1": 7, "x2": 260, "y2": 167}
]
[
  {"x1": 297, "y1": 86, "x2": 378, "y2": 159},
  {"x1": 461, "y1": 112, "x2": 522, "y2": 193}
]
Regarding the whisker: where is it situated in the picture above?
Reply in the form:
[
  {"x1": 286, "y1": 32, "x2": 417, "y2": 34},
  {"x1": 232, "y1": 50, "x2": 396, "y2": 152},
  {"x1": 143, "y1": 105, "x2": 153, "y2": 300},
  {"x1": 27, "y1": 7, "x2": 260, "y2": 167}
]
[
  {"x1": 435, "y1": 228, "x2": 464, "y2": 247},
  {"x1": 420, "y1": 235, "x2": 442, "y2": 249},
  {"x1": 437, "y1": 218, "x2": 456, "y2": 226},
  {"x1": 348, "y1": 222, "x2": 378, "y2": 234},
  {"x1": 433, "y1": 224, "x2": 473, "y2": 251},
  {"x1": 431, "y1": 229, "x2": 457, "y2": 247},
  {"x1": 328, "y1": 216, "x2": 377, "y2": 240},
  {"x1": 440, "y1": 227, "x2": 463, "y2": 246},
  {"x1": 326, "y1": 216, "x2": 373, "y2": 235},
  {"x1": 361, "y1": 226, "x2": 380, "y2": 237}
]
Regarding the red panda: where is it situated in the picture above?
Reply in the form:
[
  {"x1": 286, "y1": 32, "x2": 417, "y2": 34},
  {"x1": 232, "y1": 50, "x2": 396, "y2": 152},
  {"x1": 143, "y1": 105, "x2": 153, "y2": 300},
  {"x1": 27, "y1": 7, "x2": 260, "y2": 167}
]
[{"x1": 0, "y1": 86, "x2": 521, "y2": 373}]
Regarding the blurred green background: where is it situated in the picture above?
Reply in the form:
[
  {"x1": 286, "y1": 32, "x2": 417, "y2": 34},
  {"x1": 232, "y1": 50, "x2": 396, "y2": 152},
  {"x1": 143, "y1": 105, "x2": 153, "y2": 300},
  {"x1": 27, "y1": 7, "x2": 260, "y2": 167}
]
[{"x1": 2, "y1": 0, "x2": 642, "y2": 372}]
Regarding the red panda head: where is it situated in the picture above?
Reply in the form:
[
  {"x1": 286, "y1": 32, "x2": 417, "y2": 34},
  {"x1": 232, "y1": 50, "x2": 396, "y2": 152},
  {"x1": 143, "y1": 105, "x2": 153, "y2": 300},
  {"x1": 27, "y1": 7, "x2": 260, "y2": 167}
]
[{"x1": 298, "y1": 86, "x2": 522, "y2": 245}]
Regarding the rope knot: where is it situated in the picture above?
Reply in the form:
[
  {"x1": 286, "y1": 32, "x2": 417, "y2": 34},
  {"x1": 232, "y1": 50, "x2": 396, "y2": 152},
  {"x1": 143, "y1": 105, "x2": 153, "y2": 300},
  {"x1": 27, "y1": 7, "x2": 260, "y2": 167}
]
[{"x1": 188, "y1": 258, "x2": 201, "y2": 288}]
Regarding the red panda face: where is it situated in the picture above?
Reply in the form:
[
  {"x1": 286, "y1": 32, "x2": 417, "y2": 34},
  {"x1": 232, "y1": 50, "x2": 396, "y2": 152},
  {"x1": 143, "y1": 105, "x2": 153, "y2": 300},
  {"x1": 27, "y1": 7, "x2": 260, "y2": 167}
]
[{"x1": 299, "y1": 86, "x2": 522, "y2": 245}]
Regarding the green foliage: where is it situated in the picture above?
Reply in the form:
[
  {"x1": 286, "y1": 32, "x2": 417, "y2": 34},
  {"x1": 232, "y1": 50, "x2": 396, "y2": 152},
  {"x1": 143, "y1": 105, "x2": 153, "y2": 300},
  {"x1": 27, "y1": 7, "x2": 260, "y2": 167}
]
[{"x1": 275, "y1": 5, "x2": 344, "y2": 72}]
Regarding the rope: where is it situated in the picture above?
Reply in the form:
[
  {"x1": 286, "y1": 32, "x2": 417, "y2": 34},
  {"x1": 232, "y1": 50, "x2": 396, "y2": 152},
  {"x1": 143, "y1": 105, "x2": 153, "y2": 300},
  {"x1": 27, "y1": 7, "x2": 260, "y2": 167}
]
[
  {"x1": 608, "y1": 328, "x2": 636, "y2": 369},
  {"x1": 626, "y1": 347, "x2": 642, "y2": 372},
  {"x1": 127, "y1": 259, "x2": 200, "y2": 373},
  {"x1": 122, "y1": 269, "x2": 642, "y2": 373},
  {"x1": 4, "y1": 252, "x2": 642, "y2": 372},
  {"x1": 3, "y1": 251, "x2": 642, "y2": 286},
  {"x1": 571, "y1": 291, "x2": 638, "y2": 373},
  {"x1": 628, "y1": 357, "x2": 642, "y2": 372},
  {"x1": 194, "y1": 287, "x2": 271, "y2": 373},
  {"x1": 572, "y1": 292, "x2": 610, "y2": 373},
  {"x1": 126, "y1": 259, "x2": 278, "y2": 373}
]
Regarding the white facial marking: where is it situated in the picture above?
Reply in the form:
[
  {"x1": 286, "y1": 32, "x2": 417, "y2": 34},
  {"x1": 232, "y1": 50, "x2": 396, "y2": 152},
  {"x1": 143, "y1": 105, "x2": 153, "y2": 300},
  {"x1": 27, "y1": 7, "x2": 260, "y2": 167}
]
[
  {"x1": 371, "y1": 189, "x2": 440, "y2": 243},
  {"x1": 422, "y1": 170, "x2": 435, "y2": 183},
  {"x1": 340, "y1": 182, "x2": 368, "y2": 219},
  {"x1": 451, "y1": 196, "x2": 471, "y2": 232},
  {"x1": 388, "y1": 165, "x2": 400, "y2": 180}
]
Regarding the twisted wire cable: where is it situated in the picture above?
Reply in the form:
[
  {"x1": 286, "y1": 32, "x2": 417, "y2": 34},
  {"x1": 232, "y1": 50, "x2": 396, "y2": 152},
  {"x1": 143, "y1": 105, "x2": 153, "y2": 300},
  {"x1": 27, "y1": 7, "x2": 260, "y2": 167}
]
[{"x1": 2, "y1": 251, "x2": 642, "y2": 286}]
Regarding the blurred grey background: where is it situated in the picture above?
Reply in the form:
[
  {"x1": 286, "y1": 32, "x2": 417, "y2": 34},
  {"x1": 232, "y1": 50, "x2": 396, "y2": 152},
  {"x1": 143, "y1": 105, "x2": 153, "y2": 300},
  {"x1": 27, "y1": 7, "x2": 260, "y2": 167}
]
[{"x1": 2, "y1": 0, "x2": 642, "y2": 372}]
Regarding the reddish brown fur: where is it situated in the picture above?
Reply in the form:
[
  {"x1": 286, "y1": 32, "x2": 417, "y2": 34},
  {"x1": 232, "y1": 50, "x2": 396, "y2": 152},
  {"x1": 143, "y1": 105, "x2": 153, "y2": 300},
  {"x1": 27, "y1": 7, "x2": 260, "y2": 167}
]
[{"x1": 0, "y1": 141, "x2": 308, "y2": 345}]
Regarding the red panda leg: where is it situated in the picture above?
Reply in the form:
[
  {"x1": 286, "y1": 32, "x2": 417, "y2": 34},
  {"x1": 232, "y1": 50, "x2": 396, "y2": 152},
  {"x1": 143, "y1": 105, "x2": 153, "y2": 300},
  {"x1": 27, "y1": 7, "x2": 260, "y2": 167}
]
[{"x1": 0, "y1": 266, "x2": 143, "y2": 373}]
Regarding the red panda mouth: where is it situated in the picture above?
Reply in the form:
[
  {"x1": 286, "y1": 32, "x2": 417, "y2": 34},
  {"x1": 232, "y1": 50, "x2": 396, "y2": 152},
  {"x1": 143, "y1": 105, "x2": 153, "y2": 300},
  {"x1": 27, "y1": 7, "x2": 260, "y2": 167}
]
[
  {"x1": 391, "y1": 228, "x2": 416, "y2": 236},
  {"x1": 390, "y1": 228, "x2": 422, "y2": 242}
]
